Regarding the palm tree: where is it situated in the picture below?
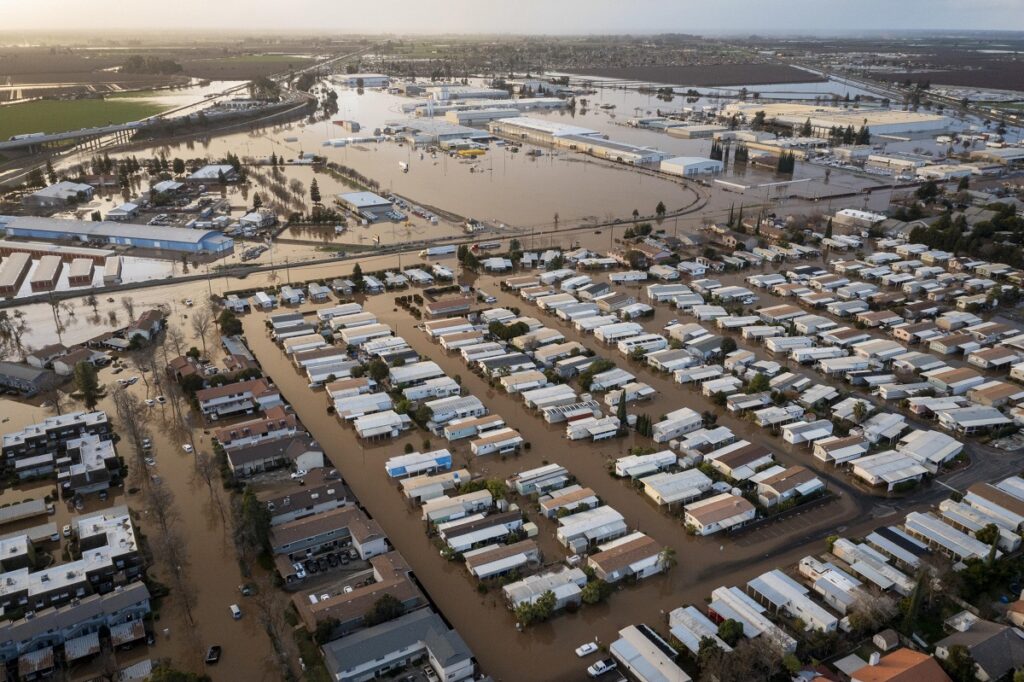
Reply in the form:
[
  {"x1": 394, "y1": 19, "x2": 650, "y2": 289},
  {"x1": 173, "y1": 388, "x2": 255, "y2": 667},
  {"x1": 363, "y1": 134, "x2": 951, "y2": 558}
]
[{"x1": 657, "y1": 546, "x2": 677, "y2": 572}]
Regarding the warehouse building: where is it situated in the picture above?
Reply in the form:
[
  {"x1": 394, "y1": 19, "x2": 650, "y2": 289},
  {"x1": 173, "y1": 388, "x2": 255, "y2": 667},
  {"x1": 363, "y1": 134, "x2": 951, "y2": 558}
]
[
  {"x1": 660, "y1": 156, "x2": 724, "y2": 177},
  {"x1": 338, "y1": 192, "x2": 394, "y2": 221},
  {"x1": 723, "y1": 102, "x2": 951, "y2": 136},
  {"x1": 22, "y1": 181, "x2": 94, "y2": 210},
  {"x1": 0, "y1": 216, "x2": 233, "y2": 256}
]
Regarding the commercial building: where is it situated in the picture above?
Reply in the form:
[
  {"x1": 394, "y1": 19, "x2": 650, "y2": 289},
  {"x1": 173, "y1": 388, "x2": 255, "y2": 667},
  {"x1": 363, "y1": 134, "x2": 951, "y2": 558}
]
[
  {"x1": 0, "y1": 216, "x2": 233, "y2": 255},
  {"x1": 338, "y1": 191, "x2": 394, "y2": 221},
  {"x1": 659, "y1": 156, "x2": 723, "y2": 177},
  {"x1": 723, "y1": 102, "x2": 951, "y2": 136},
  {"x1": 22, "y1": 181, "x2": 94, "y2": 209}
]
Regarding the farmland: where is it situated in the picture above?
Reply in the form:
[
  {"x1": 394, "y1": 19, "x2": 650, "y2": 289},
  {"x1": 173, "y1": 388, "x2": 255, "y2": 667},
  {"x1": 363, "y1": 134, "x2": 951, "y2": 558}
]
[
  {"x1": 178, "y1": 54, "x2": 318, "y2": 80},
  {"x1": 0, "y1": 98, "x2": 170, "y2": 139},
  {"x1": 569, "y1": 63, "x2": 825, "y2": 87}
]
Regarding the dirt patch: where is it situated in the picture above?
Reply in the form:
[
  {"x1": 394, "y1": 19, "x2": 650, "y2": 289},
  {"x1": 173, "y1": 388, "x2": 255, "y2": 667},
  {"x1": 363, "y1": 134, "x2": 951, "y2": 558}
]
[{"x1": 570, "y1": 63, "x2": 825, "y2": 87}]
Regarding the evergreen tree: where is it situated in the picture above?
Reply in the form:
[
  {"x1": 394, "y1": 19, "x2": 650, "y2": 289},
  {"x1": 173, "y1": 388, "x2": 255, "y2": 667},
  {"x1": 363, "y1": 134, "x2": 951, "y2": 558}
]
[
  {"x1": 825, "y1": 217, "x2": 833, "y2": 238},
  {"x1": 45, "y1": 159, "x2": 57, "y2": 185},
  {"x1": 310, "y1": 178, "x2": 321, "y2": 205},
  {"x1": 74, "y1": 361, "x2": 101, "y2": 410},
  {"x1": 252, "y1": 192, "x2": 263, "y2": 210}
]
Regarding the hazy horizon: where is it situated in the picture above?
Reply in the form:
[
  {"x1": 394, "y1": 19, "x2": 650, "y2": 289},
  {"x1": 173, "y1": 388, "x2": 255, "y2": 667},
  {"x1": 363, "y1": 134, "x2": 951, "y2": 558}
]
[{"x1": 5, "y1": 0, "x2": 1024, "y2": 35}]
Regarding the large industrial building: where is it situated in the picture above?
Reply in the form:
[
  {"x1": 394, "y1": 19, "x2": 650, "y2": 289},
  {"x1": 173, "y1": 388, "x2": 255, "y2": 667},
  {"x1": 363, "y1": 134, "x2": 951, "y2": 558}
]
[
  {"x1": 336, "y1": 73, "x2": 390, "y2": 88},
  {"x1": 723, "y1": 102, "x2": 951, "y2": 136},
  {"x1": 488, "y1": 117, "x2": 666, "y2": 165},
  {"x1": 338, "y1": 192, "x2": 394, "y2": 221},
  {"x1": 660, "y1": 156, "x2": 724, "y2": 177},
  {"x1": 0, "y1": 216, "x2": 234, "y2": 256}
]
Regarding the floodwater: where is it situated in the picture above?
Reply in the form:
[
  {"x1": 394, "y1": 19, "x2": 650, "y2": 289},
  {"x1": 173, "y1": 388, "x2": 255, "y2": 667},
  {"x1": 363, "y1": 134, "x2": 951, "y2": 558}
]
[
  {"x1": 234, "y1": 266, "x2": 919, "y2": 681},
  {"x1": 113, "y1": 80, "x2": 249, "y2": 114},
  {"x1": 0, "y1": 315, "x2": 285, "y2": 680}
]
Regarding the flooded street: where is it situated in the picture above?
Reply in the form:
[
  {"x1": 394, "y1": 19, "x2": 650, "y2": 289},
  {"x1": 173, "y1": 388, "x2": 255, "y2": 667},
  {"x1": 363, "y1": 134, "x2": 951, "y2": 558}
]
[{"x1": 234, "y1": 265, "x2": 930, "y2": 681}]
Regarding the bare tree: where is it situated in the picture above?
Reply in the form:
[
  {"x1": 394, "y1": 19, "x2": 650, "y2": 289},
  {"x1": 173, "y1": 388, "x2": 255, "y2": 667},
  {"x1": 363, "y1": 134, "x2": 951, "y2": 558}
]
[
  {"x1": 848, "y1": 590, "x2": 899, "y2": 634},
  {"x1": 111, "y1": 387, "x2": 150, "y2": 484},
  {"x1": 131, "y1": 343, "x2": 159, "y2": 397},
  {"x1": 193, "y1": 451, "x2": 227, "y2": 523},
  {"x1": 107, "y1": 310, "x2": 120, "y2": 327},
  {"x1": 190, "y1": 307, "x2": 214, "y2": 358},
  {"x1": 165, "y1": 325, "x2": 187, "y2": 358},
  {"x1": 0, "y1": 310, "x2": 29, "y2": 360},
  {"x1": 121, "y1": 296, "x2": 136, "y2": 322},
  {"x1": 85, "y1": 294, "x2": 99, "y2": 315}
]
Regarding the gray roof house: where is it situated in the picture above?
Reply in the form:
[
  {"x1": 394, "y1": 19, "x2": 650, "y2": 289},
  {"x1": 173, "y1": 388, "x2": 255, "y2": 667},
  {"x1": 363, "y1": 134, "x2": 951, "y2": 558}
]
[{"x1": 322, "y1": 608, "x2": 474, "y2": 682}]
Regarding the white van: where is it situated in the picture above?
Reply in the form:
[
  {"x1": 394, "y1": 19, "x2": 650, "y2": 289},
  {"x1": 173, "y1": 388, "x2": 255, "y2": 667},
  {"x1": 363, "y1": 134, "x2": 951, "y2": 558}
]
[{"x1": 229, "y1": 604, "x2": 242, "y2": 620}]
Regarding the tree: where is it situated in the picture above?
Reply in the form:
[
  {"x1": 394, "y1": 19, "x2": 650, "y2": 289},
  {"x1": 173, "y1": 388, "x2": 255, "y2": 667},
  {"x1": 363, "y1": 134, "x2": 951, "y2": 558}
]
[
  {"x1": 720, "y1": 337, "x2": 737, "y2": 355},
  {"x1": 657, "y1": 546, "x2": 677, "y2": 572},
  {"x1": 655, "y1": 201, "x2": 666, "y2": 219},
  {"x1": 717, "y1": 618, "x2": 744, "y2": 647},
  {"x1": 957, "y1": 174, "x2": 970, "y2": 192},
  {"x1": 120, "y1": 296, "x2": 136, "y2": 322},
  {"x1": 632, "y1": 208, "x2": 640, "y2": 221},
  {"x1": 45, "y1": 159, "x2": 57, "y2": 185},
  {"x1": 26, "y1": 167, "x2": 45, "y2": 187},
  {"x1": 940, "y1": 644, "x2": 977, "y2": 682},
  {"x1": 746, "y1": 372, "x2": 770, "y2": 394},
  {"x1": 363, "y1": 593, "x2": 405, "y2": 626},
  {"x1": 367, "y1": 359, "x2": 389, "y2": 383},
  {"x1": 309, "y1": 178, "x2": 322, "y2": 206},
  {"x1": 0, "y1": 310, "x2": 29, "y2": 360},
  {"x1": 801, "y1": 118, "x2": 813, "y2": 136},
  {"x1": 848, "y1": 590, "x2": 899, "y2": 634},
  {"x1": 616, "y1": 389, "x2": 627, "y2": 425},
  {"x1": 852, "y1": 400, "x2": 869, "y2": 424},
  {"x1": 553, "y1": 212, "x2": 559, "y2": 230},
  {"x1": 824, "y1": 217, "x2": 834, "y2": 239},
  {"x1": 190, "y1": 307, "x2": 214, "y2": 357},
  {"x1": 901, "y1": 572, "x2": 926, "y2": 634},
  {"x1": 172, "y1": 157, "x2": 186, "y2": 175},
  {"x1": 916, "y1": 180, "x2": 940, "y2": 203},
  {"x1": 581, "y1": 580, "x2": 609, "y2": 605},
  {"x1": 351, "y1": 263, "x2": 364, "y2": 287},
  {"x1": 218, "y1": 309, "x2": 243, "y2": 336},
  {"x1": 74, "y1": 361, "x2": 102, "y2": 409},
  {"x1": 252, "y1": 192, "x2": 263, "y2": 211}
]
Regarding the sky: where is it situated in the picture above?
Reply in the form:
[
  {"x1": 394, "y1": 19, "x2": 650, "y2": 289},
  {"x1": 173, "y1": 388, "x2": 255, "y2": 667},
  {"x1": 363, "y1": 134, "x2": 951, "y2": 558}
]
[{"x1": 3, "y1": 0, "x2": 1024, "y2": 34}]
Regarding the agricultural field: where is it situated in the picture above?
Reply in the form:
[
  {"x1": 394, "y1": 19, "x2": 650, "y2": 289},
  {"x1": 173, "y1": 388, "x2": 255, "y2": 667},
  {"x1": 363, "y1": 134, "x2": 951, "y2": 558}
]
[
  {"x1": 0, "y1": 98, "x2": 170, "y2": 139},
  {"x1": 570, "y1": 63, "x2": 826, "y2": 87},
  {"x1": 178, "y1": 54, "x2": 318, "y2": 80}
]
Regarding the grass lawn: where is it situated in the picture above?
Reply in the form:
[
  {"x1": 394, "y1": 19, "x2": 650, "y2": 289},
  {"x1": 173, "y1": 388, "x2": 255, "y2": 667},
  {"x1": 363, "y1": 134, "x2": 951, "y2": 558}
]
[{"x1": 0, "y1": 99, "x2": 170, "y2": 139}]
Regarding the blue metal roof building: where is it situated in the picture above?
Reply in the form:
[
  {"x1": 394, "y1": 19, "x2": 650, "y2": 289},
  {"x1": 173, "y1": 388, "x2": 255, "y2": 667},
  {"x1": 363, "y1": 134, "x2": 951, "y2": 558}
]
[{"x1": 0, "y1": 216, "x2": 233, "y2": 255}]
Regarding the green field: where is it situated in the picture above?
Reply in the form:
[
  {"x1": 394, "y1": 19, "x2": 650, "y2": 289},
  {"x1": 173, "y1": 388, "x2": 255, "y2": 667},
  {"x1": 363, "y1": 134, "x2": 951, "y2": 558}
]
[{"x1": 0, "y1": 99, "x2": 170, "y2": 139}]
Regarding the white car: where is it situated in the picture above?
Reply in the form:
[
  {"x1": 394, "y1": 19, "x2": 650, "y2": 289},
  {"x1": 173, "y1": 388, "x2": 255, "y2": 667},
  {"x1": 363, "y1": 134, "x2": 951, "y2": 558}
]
[
  {"x1": 62, "y1": 524, "x2": 72, "y2": 538},
  {"x1": 155, "y1": 395, "x2": 166, "y2": 404},
  {"x1": 290, "y1": 469, "x2": 307, "y2": 480},
  {"x1": 142, "y1": 438, "x2": 152, "y2": 449},
  {"x1": 145, "y1": 399, "x2": 155, "y2": 407},
  {"x1": 182, "y1": 444, "x2": 194, "y2": 454},
  {"x1": 664, "y1": 319, "x2": 678, "y2": 329},
  {"x1": 575, "y1": 642, "x2": 599, "y2": 657},
  {"x1": 144, "y1": 457, "x2": 157, "y2": 467},
  {"x1": 185, "y1": 299, "x2": 194, "y2": 307},
  {"x1": 587, "y1": 659, "x2": 617, "y2": 677}
]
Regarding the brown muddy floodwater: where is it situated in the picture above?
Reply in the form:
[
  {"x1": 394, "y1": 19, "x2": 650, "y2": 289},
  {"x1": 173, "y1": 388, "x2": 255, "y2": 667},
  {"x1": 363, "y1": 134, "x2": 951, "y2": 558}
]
[{"x1": 236, "y1": 268, "x2": 918, "y2": 682}]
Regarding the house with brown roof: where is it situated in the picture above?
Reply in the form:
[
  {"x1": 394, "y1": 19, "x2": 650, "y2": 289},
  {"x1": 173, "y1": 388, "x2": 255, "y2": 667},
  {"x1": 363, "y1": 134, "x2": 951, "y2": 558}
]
[
  {"x1": 754, "y1": 465, "x2": 825, "y2": 507},
  {"x1": 126, "y1": 309, "x2": 165, "y2": 341},
  {"x1": 587, "y1": 532, "x2": 663, "y2": 584},
  {"x1": 270, "y1": 506, "x2": 386, "y2": 561},
  {"x1": 195, "y1": 378, "x2": 282, "y2": 420},
  {"x1": 850, "y1": 648, "x2": 950, "y2": 682},
  {"x1": 214, "y1": 405, "x2": 298, "y2": 450},
  {"x1": 292, "y1": 551, "x2": 425, "y2": 636},
  {"x1": 52, "y1": 347, "x2": 107, "y2": 376},
  {"x1": 683, "y1": 493, "x2": 756, "y2": 536},
  {"x1": 424, "y1": 296, "x2": 472, "y2": 318}
]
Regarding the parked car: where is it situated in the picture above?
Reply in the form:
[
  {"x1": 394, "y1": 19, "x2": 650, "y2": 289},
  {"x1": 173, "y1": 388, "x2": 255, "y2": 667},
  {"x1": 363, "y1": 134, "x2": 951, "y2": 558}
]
[
  {"x1": 142, "y1": 438, "x2": 152, "y2": 449},
  {"x1": 229, "y1": 604, "x2": 241, "y2": 620},
  {"x1": 575, "y1": 642, "x2": 599, "y2": 657},
  {"x1": 156, "y1": 395, "x2": 166, "y2": 404},
  {"x1": 205, "y1": 646, "x2": 222, "y2": 664},
  {"x1": 62, "y1": 524, "x2": 72, "y2": 538},
  {"x1": 145, "y1": 399, "x2": 155, "y2": 407},
  {"x1": 423, "y1": 666, "x2": 439, "y2": 682},
  {"x1": 238, "y1": 583, "x2": 257, "y2": 597},
  {"x1": 587, "y1": 659, "x2": 617, "y2": 677},
  {"x1": 182, "y1": 444, "x2": 193, "y2": 454},
  {"x1": 290, "y1": 469, "x2": 307, "y2": 479}
]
